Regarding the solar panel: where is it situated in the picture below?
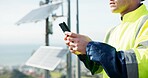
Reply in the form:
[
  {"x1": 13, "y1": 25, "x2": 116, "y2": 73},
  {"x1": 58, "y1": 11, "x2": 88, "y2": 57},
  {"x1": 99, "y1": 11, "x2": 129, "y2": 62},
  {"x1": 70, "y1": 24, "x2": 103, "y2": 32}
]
[
  {"x1": 16, "y1": 2, "x2": 62, "y2": 25},
  {"x1": 25, "y1": 46, "x2": 68, "y2": 71}
]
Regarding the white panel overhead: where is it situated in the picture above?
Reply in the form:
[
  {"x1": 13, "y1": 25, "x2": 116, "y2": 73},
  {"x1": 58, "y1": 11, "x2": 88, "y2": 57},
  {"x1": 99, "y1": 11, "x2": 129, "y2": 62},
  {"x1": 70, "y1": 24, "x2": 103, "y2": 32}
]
[{"x1": 16, "y1": 2, "x2": 62, "y2": 25}]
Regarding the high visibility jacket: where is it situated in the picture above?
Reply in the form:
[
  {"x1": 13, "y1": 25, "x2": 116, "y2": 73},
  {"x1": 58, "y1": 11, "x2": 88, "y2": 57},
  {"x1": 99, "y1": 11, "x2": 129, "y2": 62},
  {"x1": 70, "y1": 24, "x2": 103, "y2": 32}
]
[{"x1": 78, "y1": 4, "x2": 148, "y2": 78}]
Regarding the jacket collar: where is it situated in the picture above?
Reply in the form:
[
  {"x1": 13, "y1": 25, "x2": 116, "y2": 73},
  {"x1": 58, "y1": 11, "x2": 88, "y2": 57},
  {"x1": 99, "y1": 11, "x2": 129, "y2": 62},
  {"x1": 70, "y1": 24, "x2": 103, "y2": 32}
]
[{"x1": 122, "y1": 4, "x2": 148, "y2": 22}]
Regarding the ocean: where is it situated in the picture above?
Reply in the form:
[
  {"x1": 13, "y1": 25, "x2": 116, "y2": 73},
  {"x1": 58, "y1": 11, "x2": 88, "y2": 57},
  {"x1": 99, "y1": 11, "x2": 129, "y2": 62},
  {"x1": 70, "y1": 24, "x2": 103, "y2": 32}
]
[
  {"x1": 0, "y1": 43, "x2": 75, "y2": 67},
  {"x1": 0, "y1": 44, "x2": 42, "y2": 66}
]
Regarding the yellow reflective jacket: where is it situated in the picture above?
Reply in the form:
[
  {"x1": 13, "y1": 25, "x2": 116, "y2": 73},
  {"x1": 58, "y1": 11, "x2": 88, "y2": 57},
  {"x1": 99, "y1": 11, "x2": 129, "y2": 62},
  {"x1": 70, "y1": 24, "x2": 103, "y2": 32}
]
[
  {"x1": 78, "y1": 4, "x2": 148, "y2": 78},
  {"x1": 104, "y1": 4, "x2": 148, "y2": 78}
]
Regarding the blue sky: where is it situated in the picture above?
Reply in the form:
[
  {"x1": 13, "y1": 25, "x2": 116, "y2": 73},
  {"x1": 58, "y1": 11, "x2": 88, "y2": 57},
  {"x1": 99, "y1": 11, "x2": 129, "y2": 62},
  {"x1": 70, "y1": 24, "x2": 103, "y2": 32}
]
[{"x1": 0, "y1": 0, "x2": 148, "y2": 46}]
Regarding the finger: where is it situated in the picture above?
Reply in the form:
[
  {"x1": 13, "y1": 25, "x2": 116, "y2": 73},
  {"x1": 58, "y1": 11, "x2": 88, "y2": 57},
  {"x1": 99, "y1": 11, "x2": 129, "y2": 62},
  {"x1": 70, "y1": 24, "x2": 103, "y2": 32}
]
[
  {"x1": 69, "y1": 43, "x2": 78, "y2": 54},
  {"x1": 65, "y1": 32, "x2": 77, "y2": 37},
  {"x1": 73, "y1": 46, "x2": 78, "y2": 51},
  {"x1": 64, "y1": 37, "x2": 75, "y2": 46},
  {"x1": 69, "y1": 46, "x2": 73, "y2": 50},
  {"x1": 65, "y1": 40, "x2": 70, "y2": 45},
  {"x1": 69, "y1": 42, "x2": 77, "y2": 47},
  {"x1": 69, "y1": 47, "x2": 76, "y2": 53},
  {"x1": 68, "y1": 46, "x2": 80, "y2": 55},
  {"x1": 64, "y1": 35, "x2": 69, "y2": 40},
  {"x1": 70, "y1": 50, "x2": 76, "y2": 53},
  {"x1": 64, "y1": 31, "x2": 71, "y2": 36},
  {"x1": 67, "y1": 37, "x2": 79, "y2": 43}
]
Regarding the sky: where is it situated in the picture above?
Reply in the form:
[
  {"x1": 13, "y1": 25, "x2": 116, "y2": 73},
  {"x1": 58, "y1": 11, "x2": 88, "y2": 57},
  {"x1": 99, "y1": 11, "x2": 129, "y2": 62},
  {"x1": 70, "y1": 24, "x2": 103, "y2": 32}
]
[
  {"x1": 0, "y1": 0, "x2": 148, "y2": 46},
  {"x1": 0, "y1": 0, "x2": 116, "y2": 46},
  {"x1": 0, "y1": 0, "x2": 148, "y2": 66}
]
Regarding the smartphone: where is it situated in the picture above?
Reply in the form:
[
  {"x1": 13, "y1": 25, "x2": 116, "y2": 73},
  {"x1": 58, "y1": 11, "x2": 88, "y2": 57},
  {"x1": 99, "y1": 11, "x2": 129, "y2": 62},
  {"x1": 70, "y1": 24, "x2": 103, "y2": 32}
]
[
  {"x1": 59, "y1": 22, "x2": 70, "y2": 32},
  {"x1": 59, "y1": 22, "x2": 81, "y2": 55}
]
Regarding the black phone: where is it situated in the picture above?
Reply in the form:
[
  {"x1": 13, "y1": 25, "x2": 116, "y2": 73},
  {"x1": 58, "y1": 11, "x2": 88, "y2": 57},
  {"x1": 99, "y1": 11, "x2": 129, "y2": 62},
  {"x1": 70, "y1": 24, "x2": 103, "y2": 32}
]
[
  {"x1": 59, "y1": 22, "x2": 82, "y2": 55},
  {"x1": 59, "y1": 22, "x2": 71, "y2": 32}
]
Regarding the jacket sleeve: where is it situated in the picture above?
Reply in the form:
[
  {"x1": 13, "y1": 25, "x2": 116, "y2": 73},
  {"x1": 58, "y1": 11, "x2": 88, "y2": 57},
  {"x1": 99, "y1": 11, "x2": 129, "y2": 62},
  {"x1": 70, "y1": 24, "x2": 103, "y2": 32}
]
[
  {"x1": 77, "y1": 27, "x2": 127, "y2": 78},
  {"x1": 84, "y1": 41, "x2": 127, "y2": 78},
  {"x1": 132, "y1": 20, "x2": 148, "y2": 78},
  {"x1": 77, "y1": 54, "x2": 103, "y2": 75},
  {"x1": 78, "y1": 20, "x2": 148, "y2": 78}
]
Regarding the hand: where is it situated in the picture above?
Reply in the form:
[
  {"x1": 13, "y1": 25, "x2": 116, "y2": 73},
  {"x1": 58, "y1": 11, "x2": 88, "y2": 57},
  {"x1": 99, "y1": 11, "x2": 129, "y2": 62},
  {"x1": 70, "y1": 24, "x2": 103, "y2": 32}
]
[{"x1": 64, "y1": 32, "x2": 92, "y2": 54}]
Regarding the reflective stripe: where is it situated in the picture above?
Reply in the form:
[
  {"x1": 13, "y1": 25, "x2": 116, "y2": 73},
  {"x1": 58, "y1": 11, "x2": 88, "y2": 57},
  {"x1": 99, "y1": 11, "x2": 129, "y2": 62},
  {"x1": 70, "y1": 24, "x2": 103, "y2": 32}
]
[
  {"x1": 138, "y1": 40, "x2": 148, "y2": 48},
  {"x1": 104, "y1": 27, "x2": 116, "y2": 43},
  {"x1": 135, "y1": 15, "x2": 148, "y2": 39},
  {"x1": 124, "y1": 49, "x2": 138, "y2": 78}
]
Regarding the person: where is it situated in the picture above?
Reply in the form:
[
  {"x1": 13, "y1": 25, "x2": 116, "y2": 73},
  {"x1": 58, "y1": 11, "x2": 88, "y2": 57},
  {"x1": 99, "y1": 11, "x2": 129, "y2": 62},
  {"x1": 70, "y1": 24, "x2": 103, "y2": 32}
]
[{"x1": 64, "y1": 0, "x2": 148, "y2": 78}]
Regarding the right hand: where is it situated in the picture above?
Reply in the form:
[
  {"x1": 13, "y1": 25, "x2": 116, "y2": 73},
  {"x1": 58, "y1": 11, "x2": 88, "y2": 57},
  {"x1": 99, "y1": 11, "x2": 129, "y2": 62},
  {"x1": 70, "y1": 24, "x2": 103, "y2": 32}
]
[{"x1": 64, "y1": 32, "x2": 92, "y2": 55}]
